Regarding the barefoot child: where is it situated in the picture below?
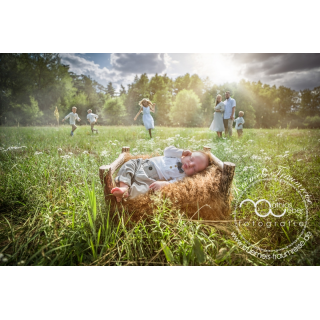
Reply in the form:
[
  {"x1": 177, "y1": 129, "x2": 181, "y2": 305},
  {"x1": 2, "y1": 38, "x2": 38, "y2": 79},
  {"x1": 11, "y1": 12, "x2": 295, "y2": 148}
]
[
  {"x1": 134, "y1": 98, "x2": 155, "y2": 138},
  {"x1": 234, "y1": 111, "x2": 245, "y2": 137},
  {"x1": 87, "y1": 109, "x2": 99, "y2": 133},
  {"x1": 62, "y1": 106, "x2": 81, "y2": 136},
  {"x1": 111, "y1": 146, "x2": 213, "y2": 202}
]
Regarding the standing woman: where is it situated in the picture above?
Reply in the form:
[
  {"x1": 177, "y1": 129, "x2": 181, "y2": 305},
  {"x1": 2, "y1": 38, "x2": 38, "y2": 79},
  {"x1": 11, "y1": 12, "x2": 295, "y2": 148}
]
[
  {"x1": 134, "y1": 98, "x2": 155, "y2": 138},
  {"x1": 209, "y1": 94, "x2": 225, "y2": 138}
]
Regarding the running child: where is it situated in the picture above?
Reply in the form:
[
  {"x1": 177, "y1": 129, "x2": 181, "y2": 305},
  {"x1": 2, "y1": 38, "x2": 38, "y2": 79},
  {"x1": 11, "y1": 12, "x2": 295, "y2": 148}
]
[
  {"x1": 134, "y1": 98, "x2": 155, "y2": 138},
  {"x1": 62, "y1": 106, "x2": 81, "y2": 136},
  {"x1": 87, "y1": 109, "x2": 99, "y2": 133}
]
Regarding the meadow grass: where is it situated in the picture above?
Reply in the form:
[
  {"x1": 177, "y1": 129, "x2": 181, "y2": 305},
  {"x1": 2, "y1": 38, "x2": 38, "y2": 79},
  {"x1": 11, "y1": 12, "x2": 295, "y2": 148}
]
[{"x1": 0, "y1": 124, "x2": 319, "y2": 265}]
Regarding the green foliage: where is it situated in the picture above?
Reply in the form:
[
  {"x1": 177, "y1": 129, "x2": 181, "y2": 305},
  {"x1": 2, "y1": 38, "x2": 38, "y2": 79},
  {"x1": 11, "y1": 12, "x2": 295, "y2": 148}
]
[
  {"x1": 107, "y1": 82, "x2": 115, "y2": 97},
  {"x1": 170, "y1": 89, "x2": 202, "y2": 126},
  {"x1": 153, "y1": 89, "x2": 172, "y2": 126},
  {"x1": 102, "y1": 96, "x2": 127, "y2": 125},
  {"x1": 303, "y1": 115, "x2": 320, "y2": 128}
]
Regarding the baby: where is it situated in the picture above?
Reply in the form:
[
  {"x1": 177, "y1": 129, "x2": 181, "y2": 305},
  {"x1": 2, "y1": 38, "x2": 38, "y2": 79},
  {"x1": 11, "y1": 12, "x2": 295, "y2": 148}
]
[{"x1": 111, "y1": 146, "x2": 213, "y2": 202}]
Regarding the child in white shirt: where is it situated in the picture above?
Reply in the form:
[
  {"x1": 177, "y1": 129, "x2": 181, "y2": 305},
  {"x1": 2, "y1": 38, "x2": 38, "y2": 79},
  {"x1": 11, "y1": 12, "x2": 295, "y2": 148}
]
[
  {"x1": 111, "y1": 146, "x2": 213, "y2": 202},
  {"x1": 62, "y1": 106, "x2": 81, "y2": 136},
  {"x1": 234, "y1": 111, "x2": 245, "y2": 137},
  {"x1": 87, "y1": 109, "x2": 99, "y2": 133}
]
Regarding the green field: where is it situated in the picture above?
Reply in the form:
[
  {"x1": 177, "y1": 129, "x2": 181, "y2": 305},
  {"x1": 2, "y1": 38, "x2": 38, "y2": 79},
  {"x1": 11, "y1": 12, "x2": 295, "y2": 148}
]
[{"x1": 0, "y1": 125, "x2": 319, "y2": 265}]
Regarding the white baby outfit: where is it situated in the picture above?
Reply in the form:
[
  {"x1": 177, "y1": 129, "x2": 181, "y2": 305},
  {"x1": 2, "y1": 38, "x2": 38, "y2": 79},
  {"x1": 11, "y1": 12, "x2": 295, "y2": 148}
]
[{"x1": 115, "y1": 146, "x2": 185, "y2": 199}]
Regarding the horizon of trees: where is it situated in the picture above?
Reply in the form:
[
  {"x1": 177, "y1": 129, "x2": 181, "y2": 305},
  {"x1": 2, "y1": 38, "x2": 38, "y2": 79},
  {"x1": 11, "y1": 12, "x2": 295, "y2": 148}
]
[{"x1": 1, "y1": 53, "x2": 320, "y2": 128}]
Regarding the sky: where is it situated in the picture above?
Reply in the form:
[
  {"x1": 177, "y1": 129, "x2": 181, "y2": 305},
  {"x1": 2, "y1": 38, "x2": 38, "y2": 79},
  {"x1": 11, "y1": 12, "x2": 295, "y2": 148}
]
[{"x1": 60, "y1": 53, "x2": 320, "y2": 92}]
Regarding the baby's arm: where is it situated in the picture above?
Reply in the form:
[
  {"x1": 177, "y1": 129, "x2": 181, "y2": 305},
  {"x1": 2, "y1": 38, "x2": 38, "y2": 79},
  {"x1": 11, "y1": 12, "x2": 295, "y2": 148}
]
[
  {"x1": 164, "y1": 146, "x2": 183, "y2": 157},
  {"x1": 149, "y1": 181, "x2": 170, "y2": 191}
]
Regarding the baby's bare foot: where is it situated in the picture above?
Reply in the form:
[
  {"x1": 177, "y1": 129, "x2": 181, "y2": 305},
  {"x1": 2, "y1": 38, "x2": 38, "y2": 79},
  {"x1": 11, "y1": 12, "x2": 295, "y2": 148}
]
[{"x1": 111, "y1": 187, "x2": 129, "y2": 202}]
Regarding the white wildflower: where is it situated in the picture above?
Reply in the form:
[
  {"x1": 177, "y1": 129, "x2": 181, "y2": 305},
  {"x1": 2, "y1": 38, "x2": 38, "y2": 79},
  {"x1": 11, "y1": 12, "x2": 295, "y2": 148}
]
[
  {"x1": 101, "y1": 150, "x2": 109, "y2": 157},
  {"x1": 1, "y1": 146, "x2": 27, "y2": 152},
  {"x1": 285, "y1": 151, "x2": 289, "y2": 154},
  {"x1": 34, "y1": 151, "x2": 43, "y2": 155},
  {"x1": 251, "y1": 155, "x2": 261, "y2": 160},
  {"x1": 265, "y1": 156, "x2": 271, "y2": 160},
  {"x1": 0, "y1": 253, "x2": 3, "y2": 259},
  {"x1": 297, "y1": 159, "x2": 303, "y2": 162},
  {"x1": 260, "y1": 149, "x2": 264, "y2": 152},
  {"x1": 61, "y1": 155, "x2": 71, "y2": 159},
  {"x1": 2, "y1": 257, "x2": 8, "y2": 262},
  {"x1": 58, "y1": 148, "x2": 62, "y2": 152},
  {"x1": 68, "y1": 152, "x2": 73, "y2": 155},
  {"x1": 82, "y1": 151, "x2": 89, "y2": 154}
]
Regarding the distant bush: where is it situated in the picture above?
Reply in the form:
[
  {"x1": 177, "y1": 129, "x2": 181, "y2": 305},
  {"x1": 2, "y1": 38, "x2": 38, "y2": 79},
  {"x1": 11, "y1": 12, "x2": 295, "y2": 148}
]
[{"x1": 303, "y1": 115, "x2": 320, "y2": 128}]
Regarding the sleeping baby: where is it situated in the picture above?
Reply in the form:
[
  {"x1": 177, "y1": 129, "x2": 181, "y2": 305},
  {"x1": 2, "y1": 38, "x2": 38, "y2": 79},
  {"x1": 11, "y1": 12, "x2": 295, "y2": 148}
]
[{"x1": 111, "y1": 146, "x2": 213, "y2": 202}]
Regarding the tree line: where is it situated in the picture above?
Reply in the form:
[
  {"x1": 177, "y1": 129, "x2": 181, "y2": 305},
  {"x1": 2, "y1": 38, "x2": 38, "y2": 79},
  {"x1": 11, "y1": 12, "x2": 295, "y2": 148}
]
[{"x1": 1, "y1": 53, "x2": 320, "y2": 128}]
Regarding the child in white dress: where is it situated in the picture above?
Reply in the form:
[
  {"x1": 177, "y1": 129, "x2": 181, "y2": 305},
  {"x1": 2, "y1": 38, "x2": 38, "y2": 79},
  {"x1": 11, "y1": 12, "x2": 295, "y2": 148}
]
[
  {"x1": 134, "y1": 98, "x2": 155, "y2": 138},
  {"x1": 62, "y1": 106, "x2": 81, "y2": 136},
  {"x1": 111, "y1": 146, "x2": 214, "y2": 202},
  {"x1": 87, "y1": 109, "x2": 99, "y2": 133},
  {"x1": 234, "y1": 111, "x2": 245, "y2": 137}
]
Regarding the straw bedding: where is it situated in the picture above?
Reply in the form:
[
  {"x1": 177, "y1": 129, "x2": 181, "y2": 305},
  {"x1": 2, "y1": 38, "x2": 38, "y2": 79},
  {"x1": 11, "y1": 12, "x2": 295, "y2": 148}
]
[{"x1": 112, "y1": 153, "x2": 232, "y2": 222}]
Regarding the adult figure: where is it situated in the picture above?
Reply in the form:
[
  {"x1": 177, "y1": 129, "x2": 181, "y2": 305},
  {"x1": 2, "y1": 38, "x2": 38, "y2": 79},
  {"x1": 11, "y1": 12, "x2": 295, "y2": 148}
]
[
  {"x1": 209, "y1": 94, "x2": 225, "y2": 138},
  {"x1": 223, "y1": 91, "x2": 236, "y2": 137}
]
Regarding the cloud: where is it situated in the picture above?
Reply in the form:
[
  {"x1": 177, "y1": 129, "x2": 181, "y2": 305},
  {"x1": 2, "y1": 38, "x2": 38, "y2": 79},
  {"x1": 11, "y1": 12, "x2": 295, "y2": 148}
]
[
  {"x1": 60, "y1": 53, "x2": 133, "y2": 89},
  {"x1": 110, "y1": 53, "x2": 170, "y2": 74},
  {"x1": 233, "y1": 53, "x2": 320, "y2": 90},
  {"x1": 60, "y1": 53, "x2": 320, "y2": 91}
]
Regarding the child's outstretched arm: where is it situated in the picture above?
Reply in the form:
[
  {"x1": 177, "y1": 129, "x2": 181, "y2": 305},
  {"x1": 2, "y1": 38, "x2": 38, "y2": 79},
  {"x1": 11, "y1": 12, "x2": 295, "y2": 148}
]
[
  {"x1": 62, "y1": 113, "x2": 70, "y2": 122},
  {"x1": 134, "y1": 107, "x2": 143, "y2": 121},
  {"x1": 150, "y1": 103, "x2": 156, "y2": 113}
]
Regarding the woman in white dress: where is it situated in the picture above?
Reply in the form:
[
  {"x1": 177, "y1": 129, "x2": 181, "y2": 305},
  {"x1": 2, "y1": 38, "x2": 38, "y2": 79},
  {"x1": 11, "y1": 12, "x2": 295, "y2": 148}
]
[{"x1": 209, "y1": 94, "x2": 225, "y2": 138}]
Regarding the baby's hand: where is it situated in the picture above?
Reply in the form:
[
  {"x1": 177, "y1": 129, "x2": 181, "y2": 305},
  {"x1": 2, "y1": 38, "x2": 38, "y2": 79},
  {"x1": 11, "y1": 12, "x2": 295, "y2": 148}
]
[
  {"x1": 182, "y1": 150, "x2": 192, "y2": 157},
  {"x1": 149, "y1": 181, "x2": 170, "y2": 191}
]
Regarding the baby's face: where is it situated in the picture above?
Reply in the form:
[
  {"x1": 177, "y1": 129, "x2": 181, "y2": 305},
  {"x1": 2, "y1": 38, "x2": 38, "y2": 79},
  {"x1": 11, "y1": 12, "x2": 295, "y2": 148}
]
[{"x1": 181, "y1": 152, "x2": 209, "y2": 176}]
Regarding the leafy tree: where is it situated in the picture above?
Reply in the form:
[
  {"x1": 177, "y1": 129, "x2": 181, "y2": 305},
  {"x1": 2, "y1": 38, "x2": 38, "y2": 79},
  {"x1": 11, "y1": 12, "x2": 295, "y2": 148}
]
[
  {"x1": 107, "y1": 82, "x2": 115, "y2": 97},
  {"x1": 170, "y1": 89, "x2": 202, "y2": 127},
  {"x1": 102, "y1": 96, "x2": 127, "y2": 125},
  {"x1": 120, "y1": 84, "x2": 126, "y2": 96},
  {"x1": 153, "y1": 90, "x2": 173, "y2": 126},
  {"x1": 300, "y1": 86, "x2": 320, "y2": 117}
]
